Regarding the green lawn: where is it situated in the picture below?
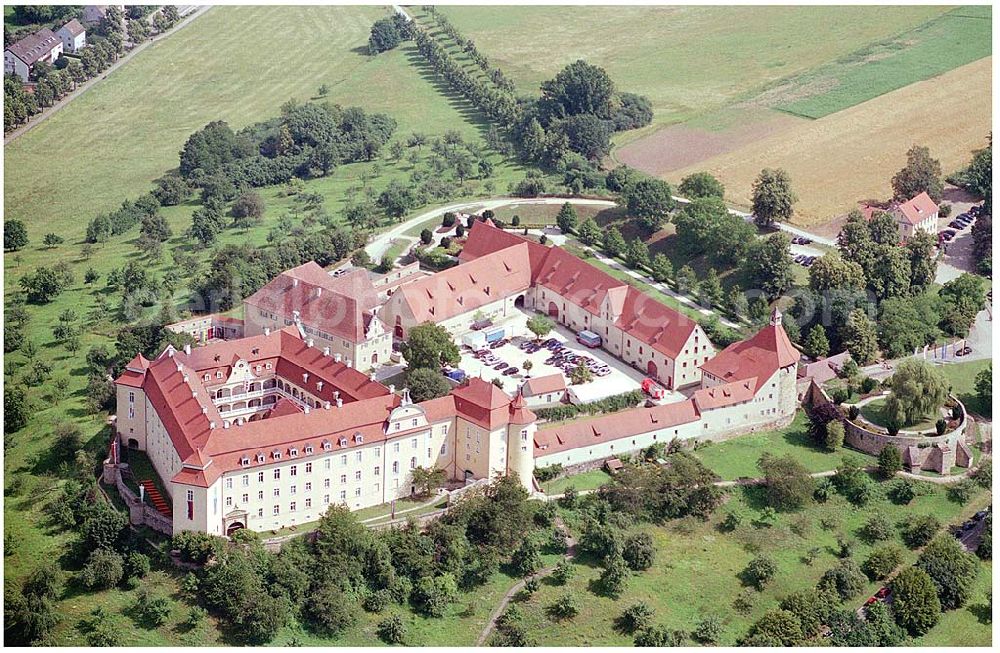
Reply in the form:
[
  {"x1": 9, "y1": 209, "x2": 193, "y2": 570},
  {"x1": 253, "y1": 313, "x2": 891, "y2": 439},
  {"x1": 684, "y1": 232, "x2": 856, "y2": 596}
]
[
  {"x1": 859, "y1": 397, "x2": 940, "y2": 433},
  {"x1": 517, "y1": 480, "x2": 991, "y2": 646},
  {"x1": 541, "y1": 469, "x2": 612, "y2": 495},
  {"x1": 436, "y1": 5, "x2": 949, "y2": 135},
  {"x1": 940, "y1": 359, "x2": 992, "y2": 418},
  {"x1": 777, "y1": 6, "x2": 992, "y2": 118},
  {"x1": 692, "y1": 411, "x2": 875, "y2": 480}
]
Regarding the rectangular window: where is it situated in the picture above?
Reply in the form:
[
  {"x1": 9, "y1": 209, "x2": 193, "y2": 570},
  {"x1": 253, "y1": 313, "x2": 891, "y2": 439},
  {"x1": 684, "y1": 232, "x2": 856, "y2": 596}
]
[
  {"x1": 392, "y1": 461, "x2": 399, "y2": 474},
  {"x1": 375, "y1": 447, "x2": 381, "y2": 457},
  {"x1": 340, "y1": 474, "x2": 347, "y2": 484},
  {"x1": 258, "y1": 471, "x2": 264, "y2": 483},
  {"x1": 290, "y1": 485, "x2": 297, "y2": 495},
  {"x1": 290, "y1": 465, "x2": 297, "y2": 477},
  {"x1": 225, "y1": 478, "x2": 232, "y2": 489},
  {"x1": 355, "y1": 451, "x2": 362, "y2": 462},
  {"x1": 273, "y1": 488, "x2": 280, "y2": 497},
  {"x1": 440, "y1": 443, "x2": 447, "y2": 455},
  {"x1": 339, "y1": 490, "x2": 346, "y2": 500},
  {"x1": 305, "y1": 498, "x2": 312, "y2": 508},
  {"x1": 410, "y1": 457, "x2": 416, "y2": 469},
  {"x1": 324, "y1": 459, "x2": 331, "y2": 470},
  {"x1": 324, "y1": 494, "x2": 330, "y2": 505},
  {"x1": 273, "y1": 505, "x2": 279, "y2": 515},
  {"x1": 411, "y1": 438, "x2": 417, "y2": 449},
  {"x1": 274, "y1": 469, "x2": 280, "y2": 480},
  {"x1": 258, "y1": 491, "x2": 264, "y2": 500},
  {"x1": 374, "y1": 466, "x2": 381, "y2": 477},
  {"x1": 355, "y1": 487, "x2": 361, "y2": 497},
  {"x1": 324, "y1": 478, "x2": 330, "y2": 488},
  {"x1": 186, "y1": 490, "x2": 194, "y2": 520},
  {"x1": 305, "y1": 482, "x2": 312, "y2": 492},
  {"x1": 305, "y1": 462, "x2": 312, "y2": 473},
  {"x1": 290, "y1": 501, "x2": 296, "y2": 511},
  {"x1": 257, "y1": 508, "x2": 263, "y2": 518},
  {"x1": 341, "y1": 455, "x2": 347, "y2": 465},
  {"x1": 242, "y1": 475, "x2": 249, "y2": 487},
  {"x1": 242, "y1": 493, "x2": 248, "y2": 503},
  {"x1": 225, "y1": 496, "x2": 232, "y2": 507},
  {"x1": 393, "y1": 442, "x2": 400, "y2": 453}
]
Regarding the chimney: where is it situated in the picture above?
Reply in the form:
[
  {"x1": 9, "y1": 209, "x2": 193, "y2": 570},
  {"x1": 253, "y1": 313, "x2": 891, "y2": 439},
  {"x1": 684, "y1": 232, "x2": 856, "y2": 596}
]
[
  {"x1": 223, "y1": 421, "x2": 230, "y2": 429},
  {"x1": 182, "y1": 374, "x2": 189, "y2": 382},
  {"x1": 184, "y1": 344, "x2": 191, "y2": 355},
  {"x1": 304, "y1": 405, "x2": 311, "y2": 414},
  {"x1": 292, "y1": 278, "x2": 299, "y2": 287},
  {"x1": 307, "y1": 338, "x2": 314, "y2": 348},
  {"x1": 192, "y1": 391, "x2": 197, "y2": 398},
  {"x1": 334, "y1": 353, "x2": 342, "y2": 363},
  {"x1": 389, "y1": 384, "x2": 395, "y2": 394},
  {"x1": 201, "y1": 406, "x2": 208, "y2": 414},
  {"x1": 317, "y1": 381, "x2": 324, "y2": 391},
  {"x1": 346, "y1": 360, "x2": 352, "y2": 368},
  {"x1": 336, "y1": 398, "x2": 343, "y2": 408},
  {"x1": 303, "y1": 373, "x2": 309, "y2": 383},
  {"x1": 209, "y1": 421, "x2": 216, "y2": 429},
  {"x1": 323, "y1": 346, "x2": 330, "y2": 356},
  {"x1": 334, "y1": 391, "x2": 340, "y2": 401},
  {"x1": 315, "y1": 287, "x2": 322, "y2": 298},
  {"x1": 370, "y1": 372, "x2": 377, "y2": 382},
  {"x1": 324, "y1": 401, "x2": 331, "y2": 409},
  {"x1": 264, "y1": 327, "x2": 271, "y2": 336},
  {"x1": 176, "y1": 362, "x2": 183, "y2": 373}
]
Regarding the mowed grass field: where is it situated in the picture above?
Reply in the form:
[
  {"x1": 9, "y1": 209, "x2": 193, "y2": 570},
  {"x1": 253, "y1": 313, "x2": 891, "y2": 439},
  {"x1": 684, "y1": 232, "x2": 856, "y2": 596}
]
[
  {"x1": 438, "y1": 5, "x2": 949, "y2": 137},
  {"x1": 776, "y1": 6, "x2": 992, "y2": 118},
  {"x1": 3, "y1": 4, "x2": 495, "y2": 244},
  {"x1": 668, "y1": 57, "x2": 992, "y2": 226}
]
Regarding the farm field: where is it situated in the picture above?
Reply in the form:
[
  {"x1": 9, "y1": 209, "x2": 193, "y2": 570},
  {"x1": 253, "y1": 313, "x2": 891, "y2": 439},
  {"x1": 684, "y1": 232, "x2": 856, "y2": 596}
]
[
  {"x1": 667, "y1": 57, "x2": 992, "y2": 225},
  {"x1": 775, "y1": 6, "x2": 992, "y2": 118},
  {"x1": 436, "y1": 4, "x2": 949, "y2": 134},
  {"x1": 3, "y1": 4, "x2": 501, "y2": 245}
]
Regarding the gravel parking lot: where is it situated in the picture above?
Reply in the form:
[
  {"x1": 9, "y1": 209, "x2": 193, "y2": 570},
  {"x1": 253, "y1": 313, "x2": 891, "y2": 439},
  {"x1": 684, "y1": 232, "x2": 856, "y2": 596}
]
[{"x1": 455, "y1": 309, "x2": 683, "y2": 401}]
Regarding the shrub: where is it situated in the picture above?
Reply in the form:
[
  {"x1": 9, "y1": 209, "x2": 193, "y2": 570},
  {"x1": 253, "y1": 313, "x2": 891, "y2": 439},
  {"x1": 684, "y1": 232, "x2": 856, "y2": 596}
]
[
  {"x1": 692, "y1": 614, "x2": 724, "y2": 644},
  {"x1": 779, "y1": 589, "x2": 831, "y2": 638},
  {"x1": 863, "y1": 545, "x2": 904, "y2": 580},
  {"x1": 511, "y1": 538, "x2": 543, "y2": 577},
  {"x1": 598, "y1": 553, "x2": 630, "y2": 598},
  {"x1": 533, "y1": 463, "x2": 563, "y2": 482},
  {"x1": 744, "y1": 554, "x2": 777, "y2": 590},
  {"x1": 172, "y1": 531, "x2": 225, "y2": 564},
  {"x1": 136, "y1": 587, "x2": 172, "y2": 626},
  {"x1": 935, "y1": 418, "x2": 947, "y2": 435},
  {"x1": 848, "y1": 405, "x2": 861, "y2": 420},
  {"x1": 902, "y1": 515, "x2": 941, "y2": 548},
  {"x1": 80, "y1": 548, "x2": 124, "y2": 589},
  {"x1": 813, "y1": 479, "x2": 833, "y2": 503},
  {"x1": 411, "y1": 573, "x2": 457, "y2": 618},
  {"x1": 971, "y1": 458, "x2": 991, "y2": 488},
  {"x1": 887, "y1": 478, "x2": 917, "y2": 504},
  {"x1": 304, "y1": 583, "x2": 360, "y2": 636},
  {"x1": 916, "y1": 535, "x2": 979, "y2": 610},
  {"x1": 742, "y1": 609, "x2": 803, "y2": 646},
  {"x1": 861, "y1": 512, "x2": 894, "y2": 543},
  {"x1": 551, "y1": 559, "x2": 574, "y2": 585},
  {"x1": 860, "y1": 376, "x2": 878, "y2": 394},
  {"x1": 547, "y1": 593, "x2": 579, "y2": 620},
  {"x1": 622, "y1": 532, "x2": 655, "y2": 571},
  {"x1": 817, "y1": 559, "x2": 867, "y2": 600},
  {"x1": 635, "y1": 624, "x2": 685, "y2": 647},
  {"x1": 617, "y1": 601, "x2": 654, "y2": 633},
  {"x1": 976, "y1": 515, "x2": 991, "y2": 560},
  {"x1": 947, "y1": 479, "x2": 977, "y2": 504},
  {"x1": 123, "y1": 551, "x2": 150, "y2": 581},
  {"x1": 377, "y1": 614, "x2": 406, "y2": 644}
]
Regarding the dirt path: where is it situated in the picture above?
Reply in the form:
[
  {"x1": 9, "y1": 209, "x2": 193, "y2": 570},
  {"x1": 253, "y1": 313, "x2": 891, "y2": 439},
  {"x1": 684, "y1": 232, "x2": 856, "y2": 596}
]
[
  {"x1": 476, "y1": 516, "x2": 577, "y2": 646},
  {"x1": 3, "y1": 6, "x2": 210, "y2": 145}
]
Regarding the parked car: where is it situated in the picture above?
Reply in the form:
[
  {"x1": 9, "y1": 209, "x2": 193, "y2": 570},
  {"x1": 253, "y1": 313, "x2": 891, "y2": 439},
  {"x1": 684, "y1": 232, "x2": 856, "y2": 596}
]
[
  {"x1": 503, "y1": 367, "x2": 519, "y2": 376},
  {"x1": 956, "y1": 346, "x2": 972, "y2": 356},
  {"x1": 493, "y1": 362, "x2": 509, "y2": 370},
  {"x1": 949, "y1": 220, "x2": 963, "y2": 229}
]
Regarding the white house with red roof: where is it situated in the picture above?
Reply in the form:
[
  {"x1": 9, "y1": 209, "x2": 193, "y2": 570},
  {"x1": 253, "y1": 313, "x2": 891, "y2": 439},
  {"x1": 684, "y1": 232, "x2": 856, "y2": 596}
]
[
  {"x1": 56, "y1": 19, "x2": 87, "y2": 54},
  {"x1": 243, "y1": 262, "x2": 391, "y2": 373},
  {"x1": 382, "y1": 220, "x2": 714, "y2": 390},
  {"x1": 114, "y1": 326, "x2": 537, "y2": 536},
  {"x1": 534, "y1": 310, "x2": 799, "y2": 468},
  {"x1": 890, "y1": 191, "x2": 939, "y2": 241}
]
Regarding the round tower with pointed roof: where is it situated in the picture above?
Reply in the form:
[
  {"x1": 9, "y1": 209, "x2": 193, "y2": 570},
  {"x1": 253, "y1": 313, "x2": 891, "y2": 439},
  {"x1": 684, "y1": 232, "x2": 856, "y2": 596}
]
[{"x1": 505, "y1": 391, "x2": 537, "y2": 492}]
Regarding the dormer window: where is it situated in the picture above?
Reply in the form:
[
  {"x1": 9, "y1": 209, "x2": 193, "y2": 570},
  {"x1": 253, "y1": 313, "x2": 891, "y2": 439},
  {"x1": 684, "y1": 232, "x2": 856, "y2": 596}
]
[
  {"x1": 204, "y1": 374, "x2": 210, "y2": 382},
  {"x1": 338, "y1": 436, "x2": 348, "y2": 447},
  {"x1": 305, "y1": 445, "x2": 314, "y2": 455},
  {"x1": 216, "y1": 371, "x2": 223, "y2": 379},
  {"x1": 256, "y1": 453, "x2": 266, "y2": 464},
  {"x1": 265, "y1": 362, "x2": 272, "y2": 370},
  {"x1": 322, "y1": 439, "x2": 332, "y2": 451},
  {"x1": 290, "y1": 447, "x2": 299, "y2": 458},
  {"x1": 353, "y1": 433, "x2": 364, "y2": 444},
  {"x1": 240, "y1": 456, "x2": 250, "y2": 467},
  {"x1": 273, "y1": 450, "x2": 282, "y2": 460},
  {"x1": 256, "y1": 365, "x2": 262, "y2": 372}
]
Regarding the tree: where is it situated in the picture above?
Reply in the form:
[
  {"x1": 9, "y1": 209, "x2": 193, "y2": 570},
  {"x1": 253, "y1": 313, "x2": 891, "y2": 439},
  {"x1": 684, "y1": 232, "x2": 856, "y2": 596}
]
[
  {"x1": 560, "y1": 113, "x2": 612, "y2": 159},
  {"x1": 676, "y1": 265, "x2": 697, "y2": 295},
  {"x1": 42, "y1": 233, "x2": 63, "y2": 248},
  {"x1": 883, "y1": 359, "x2": 949, "y2": 427},
  {"x1": 751, "y1": 168, "x2": 796, "y2": 227},
  {"x1": 412, "y1": 573, "x2": 457, "y2": 617},
  {"x1": 906, "y1": 230, "x2": 938, "y2": 291},
  {"x1": 892, "y1": 145, "x2": 944, "y2": 202},
  {"x1": 802, "y1": 325, "x2": 830, "y2": 359},
  {"x1": 744, "y1": 554, "x2": 777, "y2": 590},
  {"x1": 838, "y1": 209, "x2": 877, "y2": 271},
  {"x1": 778, "y1": 589, "x2": 830, "y2": 639},
  {"x1": 861, "y1": 512, "x2": 894, "y2": 543},
  {"x1": 890, "y1": 566, "x2": 941, "y2": 635},
  {"x1": 4, "y1": 219, "x2": 28, "y2": 250},
  {"x1": 743, "y1": 609, "x2": 803, "y2": 646},
  {"x1": 650, "y1": 253, "x2": 673, "y2": 284},
  {"x1": 841, "y1": 308, "x2": 878, "y2": 364},
  {"x1": 404, "y1": 366, "x2": 451, "y2": 402},
  {"x1": 377, "y1": 614, "x2": 406, "y2": 644},
  {"x1": 692, "y1": 614, "x2": 724, "y2": 644},
  {"x1": 5, "y1": 386, "x2": 29, "y2": 433},
  {"x1": 809, "y1": 253, "x2": 865, "y2": 293},
  {"x1": 679, "y1": 171, "x2": 724, "y2": 199},
  {"x1": 743, "y1": 233, "x2": 794, "y2": 298},
  {"x1": 916, "y1": 535, "x2": 979, "y2": 610},
  {"x1": 601, "y1": 225, "x2": 625, "y2": 257},
  {"x1": 304, "y1": 582, "x2": 360, "y2": 636},
  {"x1": 624, "y1": 178, "x2": 675, "y2": 231},
  {"x1": 81, "y1": 501, "x2": 128, "y2": 550},
  {"x1": 868, "y1": 210, "x2": 899, "y2": 245},
  {"x1": 569, "y1": 360, "x2": 593, "y2": 385},
  {"x1": 231, "y1": 191, "x2": 265, "y2": 229},
  {"x1": 526, "y1": 314, "x2": 554, "y2": 341},
  {"x1": 555, "y1": 202, "x2": 578, "y2": 234},
  {"x1": 577, "y1": 217, "x2": 601, "y2": 245},
  {"x1": 635, "y1": 624, "x2": 685, "y2": 647},
  {"x1": 599, "y1": 552, "x2": 630, "y2": 598},
  {"x1": 698, "y1": 268, "x2": 723, "y2": 308},
  {"x1": 877, "y1": 445, "x2": 903, "y2": 479},
  {"x1": 868, "y1": 244, "x2": 911, "y2": 301},
  {"x1": 758, "y1": 453, "x2": 814, "y2": 510},
  {"x1": 625, "y1": 238, "x2": 650, "y2": 270},
  {"x1": 863, "y1": 545, "x2": 904, "y2": 580},
  {"x1": 368, "y1": 16, "x2": 403, "y2": 54},
  {"x1": 974, "y1": 363, "x2": 991, "y2": 412},
  {"x1": 539, "y1": 59, "x2": 617, "y2": 119},
  {"x1": 511, "y1": 538, "x2": 543, "y2": 577},
  {"x1": 410, "y1": 465, "x2": 446, "y2": 497},
  {"x1": 727, "y1": 285, "x2": 748, "y2": 320},
  {"x1": 939, "y1": 273, "x2": 985, "y2": 337},
  {"x1": 547, "y1": 592, "x2": 579, "y2": 620},
  {"x1": 400, "y1": 323, "x2": 460, "y2": 370}
]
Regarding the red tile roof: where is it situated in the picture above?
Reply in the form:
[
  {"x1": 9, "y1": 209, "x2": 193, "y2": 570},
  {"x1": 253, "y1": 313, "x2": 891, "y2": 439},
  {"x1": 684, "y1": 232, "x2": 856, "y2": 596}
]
[
  {"x1": 692, "y1": 378, "x2": 756, "y2": 411},
  {"x1": 508, "y1": 392, "x2": 535, "y2": 425},
  {"x1": 60, "y1": 18, "x2": 86, "y2": 37},
  {"x1": 461, "y1": 221, "x2": 699, "y2": 358},
  {"x1": 451, "y1": 378, "x2": 520, "y2": 430},
  {"x1": 895, "y1": 192, "x2": 939, "y2": 226},
  {"x1": 244, "y1": 262, "x2": 380, "y2": 343},
  {"x1": 534, "y1": 400, "x2": 699, "y2": 456},
  {"x1": 397, "y1": 243, "x2": 532, "y2": 323},
  {"x1": 700, "y1": 312, "x2": 798, "y2": 392},
  {"x1": 522, "y1": 374, "x2": 566, "y2": 396}
]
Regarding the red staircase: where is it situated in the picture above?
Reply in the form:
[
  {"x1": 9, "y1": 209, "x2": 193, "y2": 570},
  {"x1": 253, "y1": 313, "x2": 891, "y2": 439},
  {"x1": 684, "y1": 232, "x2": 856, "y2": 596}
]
[{"x1": 139, "y1": 480, "x2": 172, "y2": 517}]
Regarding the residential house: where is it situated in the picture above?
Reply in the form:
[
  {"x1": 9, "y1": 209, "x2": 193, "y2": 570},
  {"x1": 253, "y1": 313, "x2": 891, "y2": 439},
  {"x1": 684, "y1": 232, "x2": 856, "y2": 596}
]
[
  {"x1": 4, "y1": 28, "x2": 63, "y2": 82},
  {"x1": 57, "y1": 19, "x2": 87, "y2": 54},
  {"x1": 891, "y1": 191, "x2": 939, "y2": 241}
]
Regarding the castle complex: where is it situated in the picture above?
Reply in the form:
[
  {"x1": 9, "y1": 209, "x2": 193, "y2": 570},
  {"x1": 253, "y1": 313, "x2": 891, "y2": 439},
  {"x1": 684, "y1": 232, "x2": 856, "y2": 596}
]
[{"x1": 115, "y1": 220, "x2": 799, "y2": 536}]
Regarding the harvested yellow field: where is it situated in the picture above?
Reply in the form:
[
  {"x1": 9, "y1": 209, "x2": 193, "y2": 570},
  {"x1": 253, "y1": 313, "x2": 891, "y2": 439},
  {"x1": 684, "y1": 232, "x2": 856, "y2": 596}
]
[{"x1": 667, "y1": 57, "x2": 992, "y2": 226}]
